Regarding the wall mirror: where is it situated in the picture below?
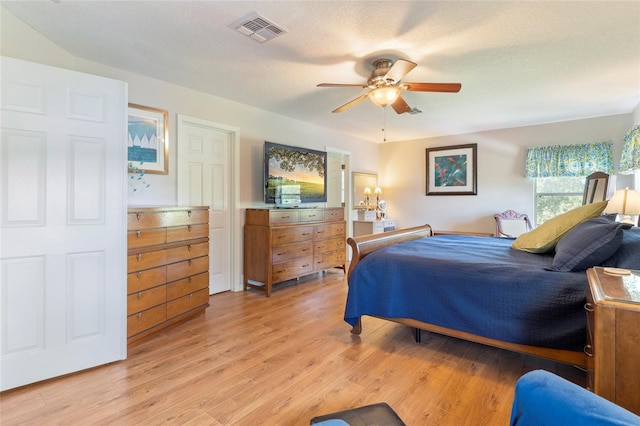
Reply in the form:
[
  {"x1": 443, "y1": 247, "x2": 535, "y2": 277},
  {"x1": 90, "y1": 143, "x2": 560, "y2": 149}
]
[
  {"x1": 583, "y1": 172, "x2": 609, "y2": 205},
  {"x1": 352, "y1": 172, "x2": 377, "y2": 209}
]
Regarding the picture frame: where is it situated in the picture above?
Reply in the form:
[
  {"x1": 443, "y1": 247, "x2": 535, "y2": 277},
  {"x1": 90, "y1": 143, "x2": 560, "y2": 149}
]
[
  {"x1": 426, "y1": 143, "x2": 477, "y2": 195},
  {"x1": 127, "y1": 103, "x2": 169, "y2": 174}
]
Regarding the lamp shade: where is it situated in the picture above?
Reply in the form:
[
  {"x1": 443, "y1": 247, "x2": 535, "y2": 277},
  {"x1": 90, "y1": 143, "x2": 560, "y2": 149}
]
[
  {"x1": 367, "y1": 86, "x2": 401, "y2": 107},
  {"x1": 363, "y1": 187, "x2": 372, "y2": 195},
  {"x1": 374, "y1": 187, "x2": 382, "y2": 195},
  {"x1": 604, "y1": 187, "x2": 640, "y2": 225}
]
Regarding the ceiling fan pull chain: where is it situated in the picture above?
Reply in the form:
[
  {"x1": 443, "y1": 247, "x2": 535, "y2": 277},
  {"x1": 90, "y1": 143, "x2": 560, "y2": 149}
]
[{"x1": 382, "y1": 106, "x2": 387, "y2": 142}]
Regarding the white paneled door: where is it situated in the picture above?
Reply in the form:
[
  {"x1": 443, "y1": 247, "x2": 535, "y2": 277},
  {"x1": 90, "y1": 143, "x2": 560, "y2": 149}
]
[
  {"x1": 0, "y1": 57, "x2": 127, "y2": 391},
  {"x1": 177, "y1": 115, "x2": 235, "y2": 294}
]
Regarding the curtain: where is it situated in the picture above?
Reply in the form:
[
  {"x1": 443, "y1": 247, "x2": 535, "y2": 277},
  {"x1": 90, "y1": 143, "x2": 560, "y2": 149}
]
[
  {"x1": 525, "y1": 141, "x2": 613, "y2": 178},
  {"x1": 619, "y1": 124, "x2": 640, "y2": 174}
]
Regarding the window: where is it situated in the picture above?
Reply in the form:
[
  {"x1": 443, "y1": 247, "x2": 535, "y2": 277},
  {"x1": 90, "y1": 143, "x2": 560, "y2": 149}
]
[{"x1": 534, "y1": 176, "x2": 585, "y2": 226}]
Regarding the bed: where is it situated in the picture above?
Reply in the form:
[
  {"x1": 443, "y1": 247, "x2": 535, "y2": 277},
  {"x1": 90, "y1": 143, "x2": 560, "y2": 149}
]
[{"x1": 344, "y1": 222, "x2": 640, "y2": 367}]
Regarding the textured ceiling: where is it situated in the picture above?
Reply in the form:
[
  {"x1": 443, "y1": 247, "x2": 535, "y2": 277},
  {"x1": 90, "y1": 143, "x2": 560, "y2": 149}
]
[{"x1": 3, "y1": 1, "x2": 639, "y2": 143}]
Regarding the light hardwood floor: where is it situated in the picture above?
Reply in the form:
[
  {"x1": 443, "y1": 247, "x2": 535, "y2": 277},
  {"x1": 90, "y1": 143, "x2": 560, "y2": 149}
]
[{"x1": 1, "y1": 269, "x2": 585, "y2": 425}]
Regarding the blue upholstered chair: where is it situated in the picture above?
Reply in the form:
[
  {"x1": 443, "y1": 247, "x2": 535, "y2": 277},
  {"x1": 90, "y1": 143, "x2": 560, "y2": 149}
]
[{"x1": 511, "y1": 370, "x2": 640, "y2": 426}]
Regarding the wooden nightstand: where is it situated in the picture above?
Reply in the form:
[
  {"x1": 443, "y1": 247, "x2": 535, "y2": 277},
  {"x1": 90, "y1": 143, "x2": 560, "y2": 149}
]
[{"x1": 585, "y1": 267, "x2": 640, "y2": 415}]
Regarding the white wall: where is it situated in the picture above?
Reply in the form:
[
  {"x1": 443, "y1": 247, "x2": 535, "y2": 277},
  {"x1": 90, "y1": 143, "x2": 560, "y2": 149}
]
[
  {"x1": 380, "y1": 114, "x2": 634, "y2": 234},
  {"x1": 0, "y1": 7, "x2": 379, "y2": 210}
]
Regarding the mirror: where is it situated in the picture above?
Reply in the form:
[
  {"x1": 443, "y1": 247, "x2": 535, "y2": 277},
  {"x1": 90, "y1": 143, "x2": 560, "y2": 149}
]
[
  {"x1": 352, "y1": 172, "x2": 377, "y2": 209},
  {"x1": 583, "y1": 172, "x2": 609, "y2": 205}
]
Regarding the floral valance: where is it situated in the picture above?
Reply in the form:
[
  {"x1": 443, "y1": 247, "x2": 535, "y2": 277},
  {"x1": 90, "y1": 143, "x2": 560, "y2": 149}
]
[
  {"x1": 619, "y1": 124, "x2": 640, "y2": 174},
  {"x1": 525, "y1": 141, "x2": 613, "y2": 178}
]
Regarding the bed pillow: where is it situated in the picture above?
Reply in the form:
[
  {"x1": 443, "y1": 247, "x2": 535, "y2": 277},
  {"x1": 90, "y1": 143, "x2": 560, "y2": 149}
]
[
  {"x1": 550, "y1": 217, "x2": 623, "y2": 271},
  {"x1": 601, "y1": 226, "x2": 640, "y2": 269},
  {"x1": 511, "y1": 201, "x2": 608, "y2": 253}
]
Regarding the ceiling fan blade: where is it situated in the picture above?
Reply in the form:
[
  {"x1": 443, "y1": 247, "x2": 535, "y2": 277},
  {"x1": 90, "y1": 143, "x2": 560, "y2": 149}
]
[
  {"x1": 391, "y1": 95, "x2": 412, "y2": 114},
  {"x1": 317, "y1": 83, "x2": 368, "y2": 88},
  {"x1": 332, "y1": 93, "x2": 369, "y2": 113},
  {"x1": 403, "y1": 82, "x2": 462, "y2": 93},
  {"x1": 384, "y1": 59, "x2": 417, "y2": 82}
]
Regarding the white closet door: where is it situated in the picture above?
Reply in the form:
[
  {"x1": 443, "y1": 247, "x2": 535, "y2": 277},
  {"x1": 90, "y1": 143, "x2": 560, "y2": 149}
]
[{"x1": 0, "y1": 57, "x2": 127, "y2": 391}]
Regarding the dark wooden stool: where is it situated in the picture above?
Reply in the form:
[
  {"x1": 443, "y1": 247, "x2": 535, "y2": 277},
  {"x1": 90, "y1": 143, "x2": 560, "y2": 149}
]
[{"x1": 310, "y1": 402, "x2": 406, "y2": 426}]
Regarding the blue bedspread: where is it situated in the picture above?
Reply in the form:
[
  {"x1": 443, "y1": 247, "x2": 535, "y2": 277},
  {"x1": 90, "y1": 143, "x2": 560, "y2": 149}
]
[{"x1": 344, "y1": 235, "x2": 587, "y2": 351}]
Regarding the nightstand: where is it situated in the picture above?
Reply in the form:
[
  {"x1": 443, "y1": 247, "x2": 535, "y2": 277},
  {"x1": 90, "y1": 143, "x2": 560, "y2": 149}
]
[
  {"x1": 353, "y1": 219, "x2": 396, "y2": 237},
  {"x1": 585, "y1": 267, "x2": 640, "y2": 415}
]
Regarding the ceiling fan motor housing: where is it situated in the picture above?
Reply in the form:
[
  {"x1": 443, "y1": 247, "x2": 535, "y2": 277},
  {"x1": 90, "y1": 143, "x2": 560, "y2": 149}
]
[{"x1": 368, "y1": 59, "x2": 398, "y2": 88}]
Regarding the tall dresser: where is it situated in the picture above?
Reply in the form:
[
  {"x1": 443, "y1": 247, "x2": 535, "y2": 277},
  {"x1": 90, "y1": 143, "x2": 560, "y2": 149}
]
[
  {"x1": 127, "y1": 206, "x2": 210, "y2": 344},
  {"x1": 244, "y1": 207, "x2": 346, "y2": 297}
]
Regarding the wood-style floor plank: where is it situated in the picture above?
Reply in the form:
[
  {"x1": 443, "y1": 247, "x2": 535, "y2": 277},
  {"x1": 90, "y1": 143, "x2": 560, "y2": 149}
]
[{"x1": 0, "y1": 269, "x2": 585, "y2": 425}]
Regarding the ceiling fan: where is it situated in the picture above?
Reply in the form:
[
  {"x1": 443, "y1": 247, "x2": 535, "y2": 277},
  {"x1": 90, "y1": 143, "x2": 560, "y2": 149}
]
[{"x1": 317, "y1": 58, "x2": 461, "y2": 114}]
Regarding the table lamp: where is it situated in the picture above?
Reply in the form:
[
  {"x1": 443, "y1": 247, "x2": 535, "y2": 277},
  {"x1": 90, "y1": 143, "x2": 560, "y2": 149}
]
[
  {"x1": 363, "y1": 187, "x2": 371, "y2": 209},
  {"x1": 604, "y1": 187, "x2": 640, "y2": 227}
]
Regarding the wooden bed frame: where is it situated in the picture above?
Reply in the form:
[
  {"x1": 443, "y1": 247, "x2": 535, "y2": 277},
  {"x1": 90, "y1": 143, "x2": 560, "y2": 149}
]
[{"x1": 346, "y1": 225, "x2": 588, "y2": 368}]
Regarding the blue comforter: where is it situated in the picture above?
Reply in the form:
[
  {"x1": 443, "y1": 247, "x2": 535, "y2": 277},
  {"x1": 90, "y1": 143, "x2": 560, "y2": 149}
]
[{"x1": 344, "y1": 235, "x2": 587, "y2": 351}]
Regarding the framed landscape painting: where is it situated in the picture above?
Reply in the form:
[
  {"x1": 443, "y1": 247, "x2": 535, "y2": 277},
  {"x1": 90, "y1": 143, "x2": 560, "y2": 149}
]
[
  {"x1": 127, "y1": 104, "x2": 169, "y2": 174},
  {"x1": 426, "y1": 143, "x2": 477, "y2": 195}
]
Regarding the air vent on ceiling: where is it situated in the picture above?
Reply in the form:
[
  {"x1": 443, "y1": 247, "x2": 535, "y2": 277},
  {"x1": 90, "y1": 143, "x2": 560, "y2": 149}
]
[
  {"x1": 233, "y1": 13, "x2": 287, "y2": 43},
  {"x1": 408, "y1": 108, "x2": 423, "y2": 115}
]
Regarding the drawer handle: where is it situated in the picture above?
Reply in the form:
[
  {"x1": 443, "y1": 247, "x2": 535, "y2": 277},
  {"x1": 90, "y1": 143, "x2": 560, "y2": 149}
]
[
  {"x1": 276, "y1": 252, "x2": 285, "y2": 256},
  {"x1": 188, "y1": 225, "x2": 192, "y2": 232},
  {"x1": 189, "y1": 276, "x2": 192, "y2": 283},
  {"x1": 302, "y1": 264, "x2": 310, "y2": 268},
  {"x1": 302, "y1": 248, "x2": 310, "y2": 252},
  {"x1": 188, "y1": 210, "x2": 192, "y2": 217},
  {"x1": 188, "y1": 259, "x2": 192, "y2": 266},
  {"x1": 137, "y1": 253, "x2": 142, "y2": 261},
  {"x1": 584, "y1": 344, "x2": 593, "y2": 357},
  {"x1": 308, "y1": 214, "x2": 316, "y2": 218},
  {"x1": 137, "y1": 312, "x2": 142, "y2": 320},
  {"x1": 316, "y1": 231, "x2": 324, "y2": 234},
  {"x1": 136, "y1": 230, "x2": 141, "y2": 238},
  {"x1": 303, "y1": 232, "x2": 312, "y2": 236},
  {"x1": 136, "y1": 212, "x2": 142, "y2": 220},
  {"x1": 584, "y1": 303, "x2": 594, "y2": 312},
  {"x1": 189, "y1": 294, "x2": 192, "y2": 300},
  {"x1": 137, "y1": 292, "x2": 142, "y2": 299},
  {"x1": 188, "y1": 244, "x2": 192, "y2": 252},
  {"x1": 137, "y1": 271, "x2": 142, "y2": 279}
]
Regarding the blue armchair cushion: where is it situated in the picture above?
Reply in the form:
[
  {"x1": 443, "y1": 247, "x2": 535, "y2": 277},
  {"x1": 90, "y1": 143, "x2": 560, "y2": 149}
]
[{"x1": 510, "y1": 370, "x2": 640, "y2": 426}]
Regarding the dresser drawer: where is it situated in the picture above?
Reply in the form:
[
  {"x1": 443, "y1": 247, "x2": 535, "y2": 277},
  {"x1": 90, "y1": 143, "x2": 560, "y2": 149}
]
[
  {"x1": 314, "y1": 222, "x2": 346, "y2": 240},
  {"x1": 269, "y1": 210, "x2": 299, "y2": 224},
  {"x1": 167, "y1": 272, "x2": 209, "y2": 301},
  {"x1": 127, "y1": 285, "x2": 166, "y2": 316},
  {"x1": 165, "y1": 242, "x2": 208, "y2": 264},
  {"x1": 272, "y1": 257, "x2": 314, "y2": 283},
  {"x1": 127, "y1": 266, "x2": 167, "y2": 293},
  {"x1": 272, "y1": 241, "x2": 314, "y2": 263},
  {"x1": 128, "y1": 228, "x2": 167, "y2": 249},
  {"x1": 324, "y1": 208, "x2": 344, "y2": 221},
  {"x1": 314, "y1": 250, "x2": 345, "y2": 270},
  {"x1": 272, "y1": 226, "x2": 314, "y2": 245},
  {"x1": 127, "y1": 304, "x2": 166, "y2": 337},
  {"x1": 166, "y1": 224, "x2": 209, "y2": 243},
  {"x1": 166, "y1": 288, "x2": 209, "y2": 319},
  {"x1": 127, "y1": 211, "x2": 165, "y2": 230},
  {"x1": 167, "y1": 256, "x2": 209, "y2": 282},
  {"x1": 299, "y1": 209, "x2": 324, "y2": 222},
  {"x1": 164, "y1": 208, "x2": 209, "y2": 227},
  {"x1": 128, "y1": 249, "x2": 167, "y2": 272},
  {"x1": 314, "y1": 237, "x2": 345, "y2": 254}
]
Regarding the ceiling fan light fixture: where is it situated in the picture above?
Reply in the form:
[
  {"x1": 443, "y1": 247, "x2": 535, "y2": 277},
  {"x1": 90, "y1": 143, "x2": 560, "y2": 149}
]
[{"x1": 368, "y1": 86, "x2": 401, "y2": 107}]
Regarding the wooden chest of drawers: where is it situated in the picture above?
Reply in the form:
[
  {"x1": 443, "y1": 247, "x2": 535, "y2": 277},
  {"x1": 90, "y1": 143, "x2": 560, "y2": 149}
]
[
  {"x1": 127, "y1": 206, "x2": 209, "y2": 344},
  {"x1": 243, "y1": 208, "x2": 346, "y2": 297},
  {"x1": 585, "y1": 267, "x2": 640, "y2": 415}
]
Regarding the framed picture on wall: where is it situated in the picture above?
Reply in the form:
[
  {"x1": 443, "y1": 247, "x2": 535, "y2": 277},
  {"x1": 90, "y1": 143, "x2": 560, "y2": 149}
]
[
  {"x1": 426, "y1": 143, "x2": 477, "y2": 195},
  {"x1": 127, "y1": 103, "x2": 169, "y2": 174}
]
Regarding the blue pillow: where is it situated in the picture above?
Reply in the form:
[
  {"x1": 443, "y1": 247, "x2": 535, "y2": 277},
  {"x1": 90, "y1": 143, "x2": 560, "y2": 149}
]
[
  {"x1": 601, "y1": 226, "x2": 640, "y2": 269},
  {"x1": 551, "y1": 217, "x2": 624, "y2": 272}
]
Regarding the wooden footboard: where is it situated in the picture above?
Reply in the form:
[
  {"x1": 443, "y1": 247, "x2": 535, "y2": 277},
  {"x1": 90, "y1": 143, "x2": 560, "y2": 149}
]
[
  {"x1": 345, "y1": 224, "x2": 588, "y2": 368},
  {"x1": 346, "y1": 224, "x2": 433, "y2": 279}
]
